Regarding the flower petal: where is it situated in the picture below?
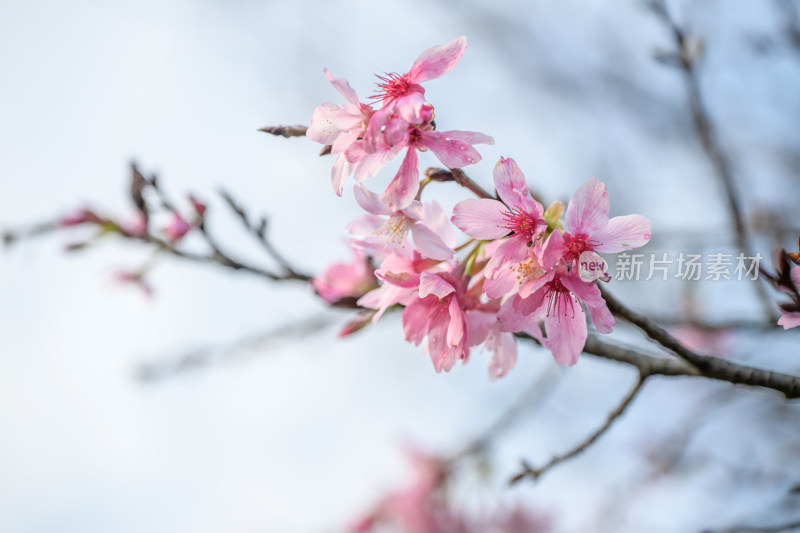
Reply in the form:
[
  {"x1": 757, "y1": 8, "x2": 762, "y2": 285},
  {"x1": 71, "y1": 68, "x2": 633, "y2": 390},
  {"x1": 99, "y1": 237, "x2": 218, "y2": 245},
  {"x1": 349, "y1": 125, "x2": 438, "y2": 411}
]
[
  {"x1": 307, "y1": 102, "x2": 341, "y2": 145},
  {"x1": 592, "y1": 214, "x2": 652, "y2": 253},
  {"x1": 488, "y1": 332, "x2": 518, "y2": 379},
  {"x1": 353, "y1": 184, "x2": 393, "y2": 216},
  {"x1": 407, "y1": 36, "x2": 467, "y2": 84},
  {"x1": 446, "y1": 130, "x2": 495, "y2": 146},
  {"x1": 451, "y1": 198, "x2": 510, "y2": 240},
  {"x1": 447, "y1": 297, "x2": 466, "y2": 347},
  {"x1": 324, "y1": 68, "x2": 359, "y2": 105},
  {"x1": 421, "y1": 130, "x2": 481, "y2": 168},
  {"x1": 493, "y1": 157, "x2": 540, "y2": 215},
  {"x1": 363, "y1": 105, "x2": 393, "y2": 154},
  {"x1": 383, "y1": 115, "x2": 410, "y2": 146},
  {"x1": 485, "y1": 237, "x2": 529, "y2": 279},
  {"x1": 380, "y1": 149, "x2": 419, "y2": 211},
  {"x1": 419, "y1": 271, "x2": 456, "y2": 299},
  {"x1": 354, "y1": 143, "x2": 401, "y2": 183},
  {"x1": 565, "y1": 178, "x2": 610, "y2": 236},
  {"x1": 778, "y1": 311, "x2": 800, "y2": 331},
  {"x1": 544, "y1": 300, "x2": 587, "y2": 366},
  {"x1": 410, "y1": 222, "x2": 453, "y2": 260},
  {"x1": 331, "y1": 153, "x2": 356, "y2": 196},
  {"x1": 587, "y1": 303, "x2": 615, "y2": 334}
]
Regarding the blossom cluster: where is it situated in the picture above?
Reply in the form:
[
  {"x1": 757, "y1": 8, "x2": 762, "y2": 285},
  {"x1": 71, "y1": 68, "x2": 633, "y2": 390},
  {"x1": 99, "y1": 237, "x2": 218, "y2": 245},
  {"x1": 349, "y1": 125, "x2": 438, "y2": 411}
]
[
  {"x1": 351, "y1": 447, "x2": 549, "y2": 533},
  {"x1": 309, "y1": 37, "x2": 652, "y2": 378}
]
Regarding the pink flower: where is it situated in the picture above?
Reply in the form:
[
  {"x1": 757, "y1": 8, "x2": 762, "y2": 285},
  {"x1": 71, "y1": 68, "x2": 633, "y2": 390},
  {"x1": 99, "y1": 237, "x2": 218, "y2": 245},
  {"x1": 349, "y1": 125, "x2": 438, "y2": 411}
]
[
  {"x1": 777, "y1": 266, "x2": 800, "y2": 335},
  {"x1": 452, "y1": 157, "x2": 546, "y2": 295},
  {"x1": 354, "y1": 121, "x2": 493, "y2": 210},
  {"x1": 347, "y1": 184, "x2": 455, "y2": 260},
  {"x1": 163, "y1": 212, "x2": 191, "y2": 242},
  {"x1": 363, "y1": 36, "x2": 468, "y2": 151},
  {"x1": 358, "y1": 252, "x2": 440, "y2": 323},
  {"x1": 189, "y1": 195, "x2": 206, "y2": 217},
  {"x1": 311, "y1": 246, "x2": 377, "y2": 304},
  {"x1": 561, "y1": 178, "x2": 651, "y2": 263},
  {"x1": 307, "y1": 68, "x2": 374, "y2": 196},
  {"x1": 512, "y1": 230, "x2": 615, "y2": 366},
  {"x1": 350, "y1": 448, "x2": 457, "y2": 533},
  {"x1": 382, "y1": 266, "x2": 474, "y2": 372},
  {"x1": 122, "y1": 212, "x2": 148, "y2": 238},
  {"x1": 466, "y1": 308, "x2": 525, "y2": 379}
]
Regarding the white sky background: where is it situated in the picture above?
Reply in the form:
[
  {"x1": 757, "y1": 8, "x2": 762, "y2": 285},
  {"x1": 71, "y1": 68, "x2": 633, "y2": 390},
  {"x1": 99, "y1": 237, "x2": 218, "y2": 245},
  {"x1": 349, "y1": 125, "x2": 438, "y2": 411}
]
[{"x1": 1, "y1": 0, "x2": 800, "y2": 532}]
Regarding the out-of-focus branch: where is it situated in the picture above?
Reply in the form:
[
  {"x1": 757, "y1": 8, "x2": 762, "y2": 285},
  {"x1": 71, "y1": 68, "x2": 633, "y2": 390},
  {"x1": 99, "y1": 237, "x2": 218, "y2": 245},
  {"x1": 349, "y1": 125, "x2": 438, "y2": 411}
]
[
  {"x1": 509, "y1": 374, "x2": 647, "y2": 484},
  {"x1": 218, "y1": 188, "x2": 305, "y2": 280},
  {"x1": 648, "y1": 0, "x2": 777, "y2": 321},
  {"x1": 137, "y1": 313, "x2": 334, "y2": 382},
  {"x1": 447, "y1": 365, "x2": 564, "y2": 466},
  {"x1": 703, "y1": 519, "x2": 800, "y2": 533}
]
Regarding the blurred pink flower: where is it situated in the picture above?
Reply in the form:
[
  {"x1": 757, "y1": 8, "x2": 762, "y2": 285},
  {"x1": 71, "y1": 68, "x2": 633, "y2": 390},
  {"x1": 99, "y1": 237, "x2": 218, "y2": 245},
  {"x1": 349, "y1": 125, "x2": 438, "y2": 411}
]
[
  {"x1": 163, "y1": 212, "x2": 191, "y2": 242},
  {"x1": 312, "y1": 246, "x2": 377, "y2": 305}
]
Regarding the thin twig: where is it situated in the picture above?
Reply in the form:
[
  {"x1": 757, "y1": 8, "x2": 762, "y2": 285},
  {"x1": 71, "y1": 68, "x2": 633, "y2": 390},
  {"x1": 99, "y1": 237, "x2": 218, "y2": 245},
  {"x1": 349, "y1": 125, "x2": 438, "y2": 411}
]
[
  {"x1": 448, "y1": 365, "x2": 564, "y2": 465},
  {"x1": 137, "y1": 312, "x2": 334, "y2": 382},
  {"x1": 509, "y1": 374, "x2": 648, "y2": 484},
  {"x1": 217, "y1": 188, "x2": 305, "y2": 279},
  {"x1": 259, "y1": 125, "x2": 308, "y2": 138},
  {"x1": 648, "y1": 0, "x2": 777, "y2": 320},
  {"x1": 425, "y1": 167, "x2": 495, "y2": 200}
]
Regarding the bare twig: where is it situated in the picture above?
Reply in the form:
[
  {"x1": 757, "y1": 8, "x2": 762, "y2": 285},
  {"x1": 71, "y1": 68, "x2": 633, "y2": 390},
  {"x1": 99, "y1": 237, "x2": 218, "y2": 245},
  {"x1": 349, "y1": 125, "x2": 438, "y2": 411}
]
[
  {"x1": 137, "y1": 312, "x2": 334, "y2": 382},
  {"x1": 509, "y1": 374, "x2": 647, "y2": 484},
  {"x1": 448, "y1": 365, "x2": 564, "y2": 465},
  {"x1": 218, "y1": 188, "x2": 305, "y2": 279},
  {"x1": 425, "y1": 167, "x2": 495, "y2": 200},
  {"x1": 648, "y1": 0, "x2": 776, "y2": 320},
  {"x1": 259, "y1": 125, "x2": 308, "y2": 138}
]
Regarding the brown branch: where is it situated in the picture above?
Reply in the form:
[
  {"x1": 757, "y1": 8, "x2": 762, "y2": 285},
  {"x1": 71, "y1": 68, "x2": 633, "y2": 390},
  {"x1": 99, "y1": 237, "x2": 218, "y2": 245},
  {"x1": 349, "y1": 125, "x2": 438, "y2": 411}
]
[
  {"x1": 600, "y1": 286, "x2": 800, "y2": 399},
  {"x1": 509, "y1": 374, "x2": 648, "y2": 484},
  {"x1": 425, "y1": 167, "x2": 495, "y2": 200},
  {"x1": 648, "y1": 0, "x2": 777, "y2": 320},
  {"x1": 217, "y1": 188, "x2": 306, "y2": 280},
  {"x1": 259, "y1": 124, "x2": 308, "y2": 138}
]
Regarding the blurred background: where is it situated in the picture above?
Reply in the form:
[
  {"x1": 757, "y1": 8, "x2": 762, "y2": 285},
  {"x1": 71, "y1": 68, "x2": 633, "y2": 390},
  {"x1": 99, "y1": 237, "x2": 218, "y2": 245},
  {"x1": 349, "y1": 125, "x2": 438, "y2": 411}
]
[{"x1": 1, "y1": 0, "x2": 800, "y2": 531}]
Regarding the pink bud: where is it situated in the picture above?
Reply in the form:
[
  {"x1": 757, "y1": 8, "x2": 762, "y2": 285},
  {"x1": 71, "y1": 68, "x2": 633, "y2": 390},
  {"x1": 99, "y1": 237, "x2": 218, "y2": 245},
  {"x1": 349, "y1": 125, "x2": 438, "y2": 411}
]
[
  {"x1": 189, "y1": 195, "x2": 207, "y2": 217},
  {"x1": 163, "y1": 212, "x2": 191, "y2": 242}
]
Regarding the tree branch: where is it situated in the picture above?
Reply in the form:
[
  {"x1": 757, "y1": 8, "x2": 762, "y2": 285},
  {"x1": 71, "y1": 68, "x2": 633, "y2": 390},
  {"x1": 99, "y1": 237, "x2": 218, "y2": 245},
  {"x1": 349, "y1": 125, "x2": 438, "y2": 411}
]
[
  {"x1": 600, "y1": 286, "x2": 800, "y2": 399},
  {"x1": 509, "y1": 374, "x2": 647, "y2": 484},
  {"x1": 648, "y1": 0, "x2": 777, "y2": 320},
  {"x1": 258, "y1": 124, "x2": 308, "y2": 138}
]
